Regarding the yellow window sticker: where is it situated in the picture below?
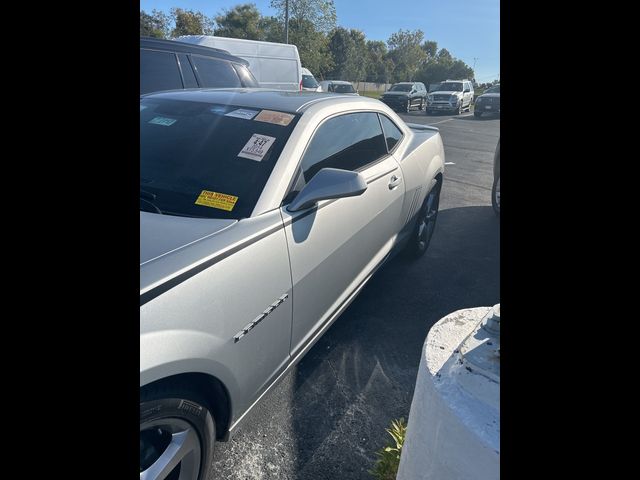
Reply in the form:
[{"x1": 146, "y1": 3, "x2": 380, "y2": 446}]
[
  {"x1": 194, "y1": 190, "x2": 239, "y2": 211},
  {"x1": 254, "y1": 110, "x2": 294, "y2": 126}
]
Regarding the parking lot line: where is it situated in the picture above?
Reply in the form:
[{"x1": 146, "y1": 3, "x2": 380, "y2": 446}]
[{"x1": 427, "y1": 113, "x2": 473, "y2": 126}]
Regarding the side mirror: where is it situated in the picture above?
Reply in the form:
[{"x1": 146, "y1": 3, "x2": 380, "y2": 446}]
[{"x1": 287, "y1": 168, "x2": 368, "y2": 212}]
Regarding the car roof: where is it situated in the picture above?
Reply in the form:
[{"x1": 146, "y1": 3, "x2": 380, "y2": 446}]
[
  {"x1": 140, "y1": 37, "x2": 250, "y2": 67},
  {"x1": 323, "y1": 80, "x2": 352, "y2": 85},
  {"x1": 141, "y1": 88, "x2": 380, "y2": 113}
]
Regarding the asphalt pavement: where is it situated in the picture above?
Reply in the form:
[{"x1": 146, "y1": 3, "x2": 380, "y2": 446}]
[{"x1": 208, "y1": 107, "x2": 500, "y2": 480}]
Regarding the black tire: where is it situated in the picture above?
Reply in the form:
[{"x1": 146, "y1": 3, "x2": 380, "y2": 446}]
[
  {"x1": 453, "y1": 102, "x2": 462, "y2": 115},
  {"x1": 405, "y1": 181, "x2": 441, "y2": 258},
  {"x1": 491, "y1": 174, "x2": 500, "y2": 216},
  {"x1": 474, "y1": 111, "x2": 482, "y2": 118},
  {"x1": 140, "y1": 386, "x2": 216, "y2": 480}
]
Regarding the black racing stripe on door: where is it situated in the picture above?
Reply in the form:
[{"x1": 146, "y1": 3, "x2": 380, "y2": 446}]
[{"x1": 140, "y1": 223, "x2": 283, "y2": 306}]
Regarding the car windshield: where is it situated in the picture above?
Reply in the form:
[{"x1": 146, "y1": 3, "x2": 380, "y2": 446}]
[
  {"x1": 302, "y1": 75, "x2": 319, "y2": 88},
  {"x1": 436, "y1": 82, "x2": 463, "y2": 92},
  {"x1": 140, "y1": 98, "x2": 300, "y2": 219},
  {"x1": 485, "y1": 85, "x2": 500, "y2": 94},
  {"x1": 334, "y1": 84, "x2": 355, "y2": 93},
  {"x1": 389, "y1": 84, "x2": 412, "y2": 92}
]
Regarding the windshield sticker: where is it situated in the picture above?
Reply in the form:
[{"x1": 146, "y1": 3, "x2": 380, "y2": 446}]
[
  {"x1": 149, "y1": 116, "x2": 176, "y2": 127},
  {"x1": 194, "y1": 190, "x2": 239, "y2": 211},
  {"x1": 238, "y1": 134, "x2": 276, "y2": 161},
  {"x1": 224, "y1": 108, "x2": 259, "y2": 120},
  {"x1": 254, "y1": 110, "x2": 294, "y2": 126}
]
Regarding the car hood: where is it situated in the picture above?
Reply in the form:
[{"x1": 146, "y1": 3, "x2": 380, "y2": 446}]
[
  {"x1": 478, "y1": 93, "x2": 500, "y2": 98},
  {"x1": 383, "y1": 91, "x2": 410, "y2": 96},
  {"x1": 140, "y1": 211, "x2": 237, "y2": 265},
  {"x1": 430, "y1": 91, "x2": 460, "y2": 96}
]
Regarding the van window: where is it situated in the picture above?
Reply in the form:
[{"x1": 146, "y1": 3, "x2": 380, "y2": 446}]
[
  {"x1": 140, "y1": 49, "x2": 183, "y2": 94},
  {"x1": 191, "y1": 55, "x2": 242, "y2": 88},
  {"x1": 302, "y1": 75, "x2": 319, "y2": 88},
  {"x1": 177, "y1": 54, "x2": 198, "y2": 88}
]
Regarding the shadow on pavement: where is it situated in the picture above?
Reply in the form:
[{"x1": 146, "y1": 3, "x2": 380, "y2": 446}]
[
  {"x1": 456, "y1": 114, "x2": 500, "y2": 121},
  {"x1": 288, "y1": 205, "x2": 500, "y2": 479}
]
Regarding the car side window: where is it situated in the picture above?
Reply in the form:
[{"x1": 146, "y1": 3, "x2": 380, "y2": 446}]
[
  {"x1": 177, "y1": 54, "x2": 198, "y2": 88},
  {"x1": 140, "y1": 49, "x2": 183, "y2": 94},
  {"x1": 233, "y1": 64, "x2": 259, "y2": 88},
  {"x1": 301, "y1": 112, "x2": 388, "y2": 182},
  {"x1": 190, "y1": 55, "x2": 242, "y2": 88},
  {"x1": 378, "y1": 114, "x2": 403, "y2": 152}
]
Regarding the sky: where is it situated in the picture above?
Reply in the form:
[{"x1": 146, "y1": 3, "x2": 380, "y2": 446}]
[{"x1": 140, "y1": 0, "x2": 500, "y2": 83}]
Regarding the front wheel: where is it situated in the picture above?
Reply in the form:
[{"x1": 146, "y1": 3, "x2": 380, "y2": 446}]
[
  {"x1": 453, "y1": 102, "x2": 462, "y2": 115},
  {"x1": 406, "y1": 181, "x2": 441, "y2": 258},
  {"x1": 140, "y1": 388, "x2": 215, "y2": 480}
]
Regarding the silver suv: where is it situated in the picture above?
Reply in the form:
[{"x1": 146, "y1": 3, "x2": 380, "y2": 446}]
[{"x1": 426, "y1": 80, "x2": 474, "y2": 115}]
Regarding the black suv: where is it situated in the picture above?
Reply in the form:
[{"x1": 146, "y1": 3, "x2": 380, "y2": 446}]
[
  {"x1": 380, "y1": 82, "x2": 427, "y2": 112},
  {"x1": 140, "y1": 37, "x2": 259, "y2": 95}
]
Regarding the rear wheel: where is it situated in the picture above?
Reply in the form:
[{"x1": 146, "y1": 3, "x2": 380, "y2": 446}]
[
  {"x1": 140, "y1": 387, "x2": 215, "y2": 480},
  {"x1": 406, "y1": 181, "x2": 441, "y2": 258},
  {"x1": 492, "y1": 175, "x2": 500, "y2": 215}
]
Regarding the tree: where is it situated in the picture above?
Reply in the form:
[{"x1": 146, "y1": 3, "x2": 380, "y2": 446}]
[
  {"x1": 171, "y1": 8, "x2": 215, "y2": 37},
  {"x1": 387, "y1": 29, "x2": 427, "y2": 82},
  {"x1": 140, "y1": 9, "x2": 170, "y2": 38},
  {"x1": 260, "y1": 16, "x2": 284, "y2": 42},
  {"x1": 214, "y1": 4, "x2": 263, "y2": 40},
  {"x1": 421, "y1": 40, "x2": 438, "y2": 59},
  {"x1": 327, "y1": 27, "x2": 353, "y2": 78},
  {"x1": 344, "y1": 29, "x2": 368, "y2": 82},
  {"x1": 270, "y1": 0, "x2": 337, "y2": 36},
  {"x1": 288, "y1": 19, "x2": 333, "y2": 77},
  {"x1": 365, "y1": 40, "x2": 393, "y2": 83}
]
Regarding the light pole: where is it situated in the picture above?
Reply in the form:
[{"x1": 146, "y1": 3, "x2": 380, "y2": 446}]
[{"x1": 285, "y1": 0, "x2": 289, "y2": 44}]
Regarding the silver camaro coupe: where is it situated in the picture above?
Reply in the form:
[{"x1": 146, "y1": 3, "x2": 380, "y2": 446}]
[{"x1": 140, "y1": 89, "x2": 445, "y2": 480}]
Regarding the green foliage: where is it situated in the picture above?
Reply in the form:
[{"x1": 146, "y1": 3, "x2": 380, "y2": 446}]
[
  {"x1": 215, "y1": 4, "x2": 263, "y2": 40},
  {"x1": 387, "y1": 29, "x2": 427, "y2": 82},
  {"x1": 139, "y1": 5, "x2": 476, "y2": 85},
  {"x1": 140, "y1": 9, "x2": 170, "y2": 38},
  {"x1": 171, "y1": 8, "x2": 215, "y2": 37},
  {"x1": 270, "y1": 0, "x2": 337, "y2": 34},
  {"x1": 369, "y1": 418, "x2": 407, "y2": 480}
]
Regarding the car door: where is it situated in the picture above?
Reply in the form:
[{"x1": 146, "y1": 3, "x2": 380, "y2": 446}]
[{"x1": 280, "y1": 112, "x2": 405, "y2": 356}]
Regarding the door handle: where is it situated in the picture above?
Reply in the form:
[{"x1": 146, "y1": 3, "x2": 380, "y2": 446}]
[{"x1": 388, "y1": 174, "x2": 402, "y2": 189}]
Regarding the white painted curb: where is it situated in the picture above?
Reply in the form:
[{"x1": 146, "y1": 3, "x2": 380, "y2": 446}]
[{"x1": 396, "y1": 307, "x2": 500, "y2": 480}]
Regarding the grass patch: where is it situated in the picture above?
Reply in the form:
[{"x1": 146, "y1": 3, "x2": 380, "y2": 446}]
[
  {"x1": 369, "y1": 418, "x2": 407, "y2": 480},
  {"x1": 358, "y1": 90, "x2": 384, "y2": 99}
]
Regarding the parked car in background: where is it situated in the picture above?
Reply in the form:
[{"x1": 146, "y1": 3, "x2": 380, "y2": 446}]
[
  {"x1": 301, "y1": 67, "x2": 321, "y2": 92},
  {"x1": 318, "y1": 80, "x2": 358, "y2": 94},
  {"x1": 380, "y1": 82, "x2": 427, "y2": 112},
  {"x1": 426, "y1": 80, "x2": 474, "y2": 115},
  {"x1": 176, "y1": 35, "x2": 302, "y2": 91},
  {"x1": 140, "y1": 37, "x2": 259, "y2": 95},
  {"x1": 140, "y1": 89, "x2": 445, "y2": 480},
  {"x1": 492, "y1": 138, "x2": 500, "y2": 215},
  {"x1": 474, "y1": 84, "x2": 500, "y2": 118}
]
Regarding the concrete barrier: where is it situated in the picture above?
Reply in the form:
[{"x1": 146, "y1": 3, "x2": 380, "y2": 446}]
[{"x1": 396, "y1": 306, "x2": 500, "y2": 480}]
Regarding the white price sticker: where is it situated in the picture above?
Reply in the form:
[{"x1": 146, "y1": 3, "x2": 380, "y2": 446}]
[
  {"x1": 238, "y1": 134, "x2": 276, "y2": 161},
  {"x1": 225, "y1": 109, "x2": 259, "y2": 120}
]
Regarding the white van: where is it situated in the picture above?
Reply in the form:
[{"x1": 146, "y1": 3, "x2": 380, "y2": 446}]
[
  {"x1": 176, "y1": 35, "x2": 302, "y2": 91},
  {"x1": 301, "y1": 67, "x2": 321, "y2": 92}
]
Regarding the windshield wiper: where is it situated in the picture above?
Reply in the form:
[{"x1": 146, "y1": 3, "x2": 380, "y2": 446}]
[{"x1": 140, "y1": 188, "x2": 163, "y2": 214}]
